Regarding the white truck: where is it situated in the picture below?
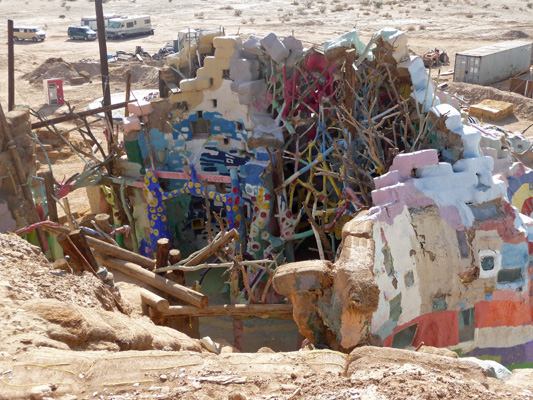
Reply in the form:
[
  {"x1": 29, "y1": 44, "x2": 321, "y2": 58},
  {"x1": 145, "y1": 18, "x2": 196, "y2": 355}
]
[
  {"x1": 80, "y1": 14, "x2": 121, "y2": 31},
  {"x1": 106, "y1": 15, "x2": 154, "y2": 40}
]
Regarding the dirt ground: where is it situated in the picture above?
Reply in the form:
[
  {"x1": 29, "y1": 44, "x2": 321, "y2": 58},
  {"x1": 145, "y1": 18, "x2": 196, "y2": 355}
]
[
  {"x1": 0, "y1": 233, "x2": 532, "y2": 400},
  {"x1": 1, "y1": 0, "x2": 533, "y2": 398},
  {"x1": 1, "y1": 0, "x2": 533, "y2": 211}
]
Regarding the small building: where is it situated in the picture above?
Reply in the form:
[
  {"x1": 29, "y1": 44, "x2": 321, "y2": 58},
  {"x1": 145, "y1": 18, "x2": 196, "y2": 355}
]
[{"x1": 453, "y1": 40, "x2": 532, "y2": 85}]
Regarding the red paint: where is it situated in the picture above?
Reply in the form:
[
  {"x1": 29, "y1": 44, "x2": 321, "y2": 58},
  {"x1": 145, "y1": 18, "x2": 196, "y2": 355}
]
[
  {"x1": 475, "y1": 300, "x2": 532, "y2": 328},
  {"x1": 227, "y1": 197, "x2": 233, "y2": 205},
  {"x1": 382, "y1": 310, "x2": 459, "y2": 348},
  {"x1": 477, "y1": 202, "x2": 526, "y2": 244},
  {"x1": 265, "y1": 194, "x2": 272, "y2": 200},
  {"x1": 232, "y1": 187, "x2": 239, "y2": 194},
  {"x1": 234, "y1": 196, "x2": 241, "y2": 205},
  {"x1": 522, "y1": 197, "x2": 533, "y2": 217}
]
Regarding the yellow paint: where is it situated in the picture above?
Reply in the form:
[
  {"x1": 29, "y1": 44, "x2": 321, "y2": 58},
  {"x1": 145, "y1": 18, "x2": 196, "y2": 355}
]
[{"x1": 511, "y1": 183, "x2": 532, "y2": 213}]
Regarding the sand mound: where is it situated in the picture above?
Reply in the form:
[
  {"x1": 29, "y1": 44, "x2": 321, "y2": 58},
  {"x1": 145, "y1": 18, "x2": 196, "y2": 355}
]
[
  {"x1": 24, "y1": 57, "x2": 163, "y2": 88},
  {"x1": 23, "y1": 57, "x2": 83, "y2": 85},
  {"x1": 447, "y1": 81, "x2": 533, "y2": 121},
  {"x1": 0, "y1": 233, "x2": 201, "y2": 354},
  {"x1": 0, "y1": 233, "x2": 115, "y2": 309},
  {"x1": 109, "y1": 62, "x2": 162, "y2": 87},
  {"x1": 503, "y1": 30, "x2": 530, "y2": 39}
]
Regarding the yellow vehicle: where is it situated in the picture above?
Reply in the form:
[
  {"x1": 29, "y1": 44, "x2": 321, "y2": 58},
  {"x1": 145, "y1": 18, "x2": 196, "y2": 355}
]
[{"x1": 13, "y1": 26, "x2": 46, "y2": 42}]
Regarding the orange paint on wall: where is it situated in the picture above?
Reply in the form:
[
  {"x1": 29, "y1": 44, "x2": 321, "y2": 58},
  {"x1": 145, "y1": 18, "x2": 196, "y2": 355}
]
[
  {"x1": 382, "y1": 310, "x2": 459, "y2": 348},
  {"x1": 475, "y1": 300, "x2": 532, "y2": 328}
]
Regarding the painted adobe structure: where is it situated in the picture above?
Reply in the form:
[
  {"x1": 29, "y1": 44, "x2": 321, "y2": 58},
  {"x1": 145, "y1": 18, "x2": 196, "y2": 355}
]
[
  {"x1": 117, "y1": 27, "x2": 533, "y2": 366},
  {"x1": 275, "y1": 106, "x2": 533, "y2": 367}
]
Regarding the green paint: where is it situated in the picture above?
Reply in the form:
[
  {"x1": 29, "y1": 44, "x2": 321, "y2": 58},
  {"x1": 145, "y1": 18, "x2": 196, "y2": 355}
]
[
  {"x1": 432, "y1": 294, "x2": 447, "y2": 312},
  {"x1": 166, "y1": 194, "x2": 193, "y2": 253},
  {"x1": 124, "y1": 140, "x2": 145, "y2": 175},
  {"x1": 392, "y1": 323, "x2": 418, "y2": 349},
  {"x1": 497, "y1": 267, "x2": 523, "y2": 283},
  {"x1": 477, "y1": 354, "x2": 502, "y2": 363},
  {"x1": 458, "y1": 308, "x2": 475, "y2": 342},
  {"x1": 509, "y1": 362, "x2": 533, "y2": 370},
  {"x1": 389, "y1": 293, "x2": 402, "y2": 321}
]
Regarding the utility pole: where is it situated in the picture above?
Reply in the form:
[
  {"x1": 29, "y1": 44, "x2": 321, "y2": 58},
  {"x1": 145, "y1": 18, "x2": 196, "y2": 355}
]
[
  {"x1": 94, "y1": 0, "x2": 113, "y2": 129},
  {"x1": 8, "y1": 20, "x2": 14, "y2": 111}
]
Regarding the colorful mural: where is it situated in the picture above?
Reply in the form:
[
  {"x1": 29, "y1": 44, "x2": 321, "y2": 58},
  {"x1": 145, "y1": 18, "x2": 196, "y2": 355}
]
[{"x1": 119, "y1": 27, "x2": 533, "y2": 366}]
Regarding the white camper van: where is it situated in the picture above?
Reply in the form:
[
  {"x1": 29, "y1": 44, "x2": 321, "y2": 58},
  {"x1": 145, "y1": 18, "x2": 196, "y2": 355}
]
[
  {"x1": 80, "y1": 14, "x2": 121, "y2": 31},
  {"x1": 106, "y1": 15, "x2": 154, "y2": 40}
]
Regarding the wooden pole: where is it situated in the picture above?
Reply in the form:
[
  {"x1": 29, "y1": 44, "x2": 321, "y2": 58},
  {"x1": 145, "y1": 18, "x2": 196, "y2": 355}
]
[
  {"x1": 93, "y1": 251, "x2": 208, "y2": 308},
  {"x1": 57, "y1": 233, "x2": 93, "y2": 273},
  {"x1": 95, "y1": 0, "x2": 112, "y2": 128},
  {"x1": 94, "y1": 213, "x2": 113, "y2": 234},
  {"x1": 7, "y1": 20, "x2": 14, "y2": 111},
  {"x1": 43, "y1": 171, "x2": 58, "y2": 223},
  {"x1": 168, "y1": 248, "x2": 184, "y2": 284},
  {"x1": 140, "y1": 288, "x2": 169, "y2": 312},
  {"x1": 169, "y1": 249, "x2": 182, "y2": 264},
  {"x1": 57, "y1": 232, "x2": 128, "y2": 314},
  {"x1": 88, "y1": 235, "x2": 155, "y2": 270},
  {"x1": 183, "y1": 228, "x2": 238, "y2": 267},
  {"x1": 31, "y1": 101, "x2": 134, "y2": 130},
  {"x1": 68, "y1": 229, "x2": 99, "y2": 272},
  {"x1": 63, "y1": 198, "x2": 75, "y2": 229},
  {"x1": 155, "y1": 238, "x2": 171, "y2": 271},
  {"x1": 41, "y1": 223, "x2": 157, "y2": 270},
  {"x1": 160, "y1": 303, "x2": 294, "y2": 319},
  {"x1": 125, "y1": 71, "x2": 131, "y2": 117}
]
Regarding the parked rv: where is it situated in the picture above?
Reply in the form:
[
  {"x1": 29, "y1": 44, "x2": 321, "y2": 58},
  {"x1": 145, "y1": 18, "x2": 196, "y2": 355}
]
[
  {"x1": 106, "y1": 15, "x2": 154, "y2": 40},
  {"x1": 68, "y1": 26, "x2": 97, "y2": 41},
  {"x1": 13, "y1": 26, "x2": 46, "y2": 42},
  {"x1": 80, "y1": 14, "x2": 121, "y2": 31}
]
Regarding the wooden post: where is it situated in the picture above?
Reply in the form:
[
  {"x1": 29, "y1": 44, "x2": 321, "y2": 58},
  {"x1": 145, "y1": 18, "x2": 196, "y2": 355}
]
[
  {"x1": 44, "y1": 171, "x2": 58, "y2": 223},
  {"x1": 63, "y1": 198, "x2": 75, "y2": 229},
  {"x1": 93, "y1": 251, "x2": 208, "y2": 308},
  {"x1": 56, "y1": 233, "x2": 93, "y2": 273},
  {"x1": 94, "y1": 213, "x2": 113, "y2": 234},
  {"x1": 159, "y1": 303, "x2": 294, "y2": 318},
  {"x1": 41, "y1": 224, "x2": 157, "y2": 270},
  {"x1": 125, "y1": 71, "x2": 131, "y2": 117},
  {"x1": 155, "y1": 238, "x2": 171, "y2": 271},
  {"x1": 7, "y1": 20, "x2": 14, "y2": 111},
  {"x1": 31, "y1": 101, "x2": 134, "y2": 130},
  {"x1": 68, "y1": 229, "x2": 99, "y2": 273},
  {"x1": 94, "y1": 0, "x2": 112, "y2": 128},
  {"x1": 140, "y1": 288, "x2": 170, "y2": 312},
  {"x1": 169, "y1": 249, "x2": 181, "y2": 264},
  {"x1": 168, "y1": 248, "x2": 184, "y2": 284},
  {"x1": 183, "y1": 229, "x2": 238, "y2": 267},
  {"x1": 233, "y1": 318, "x2": 243, "y2": 352}
]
